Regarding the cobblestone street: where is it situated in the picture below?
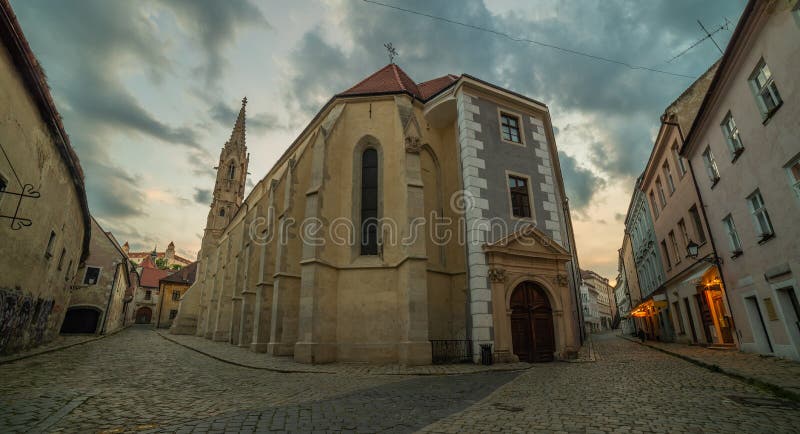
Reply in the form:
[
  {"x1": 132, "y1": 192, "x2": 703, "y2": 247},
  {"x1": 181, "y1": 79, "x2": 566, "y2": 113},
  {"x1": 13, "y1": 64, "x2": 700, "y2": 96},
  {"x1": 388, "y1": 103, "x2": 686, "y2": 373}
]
[{"x1": 1, "y1": 327, "x2": 799, "y2": 433}]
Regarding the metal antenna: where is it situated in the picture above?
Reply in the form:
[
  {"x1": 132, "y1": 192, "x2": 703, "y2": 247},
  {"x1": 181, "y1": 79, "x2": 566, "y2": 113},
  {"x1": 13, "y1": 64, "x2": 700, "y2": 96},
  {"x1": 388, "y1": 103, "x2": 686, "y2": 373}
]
[
  {"x1": 698, "y1": 20, "x2": 723, "y2": 55},
  {"x1": 384, "y1": 42, "x2": 398, "y2": 63}
]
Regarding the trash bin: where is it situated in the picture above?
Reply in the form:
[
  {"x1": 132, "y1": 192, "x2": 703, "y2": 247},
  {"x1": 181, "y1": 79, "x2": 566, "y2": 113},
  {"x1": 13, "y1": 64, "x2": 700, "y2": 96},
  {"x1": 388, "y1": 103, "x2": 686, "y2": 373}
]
[{"x1": 480, "y1": 343, "x2": 493, "y2": 365}]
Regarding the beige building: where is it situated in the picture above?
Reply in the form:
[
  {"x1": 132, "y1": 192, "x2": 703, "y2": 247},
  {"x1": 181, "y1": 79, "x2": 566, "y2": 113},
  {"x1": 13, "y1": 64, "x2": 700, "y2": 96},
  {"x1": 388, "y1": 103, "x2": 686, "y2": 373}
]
[
  {"x1": 131, "y1": 254, "x2": 172, "y2": 324},
  {"x1": 641, "y1": 62, "x2": 738, "y2": 347},
  {"x1": 156, "y1": 262, "x2": 197, "y2": 329},
  {"x1": 173, "y1": 64, "x2": 583, "y2": 365},
  {"x1": 0, "y1": 0, "x2": 91, "y2": 355},
  {"x1": 581, "y1": 270, "x2": 614, "y2": 331},
  {"x1": 681, "y1": 0, "x2": 800, "y2": 360},
  {"x1": 125, "y1": 241, "x2": 192, "y2": 270},
  {"x1": 60, "y1": 217, "x2": 131, "y2": 334}
]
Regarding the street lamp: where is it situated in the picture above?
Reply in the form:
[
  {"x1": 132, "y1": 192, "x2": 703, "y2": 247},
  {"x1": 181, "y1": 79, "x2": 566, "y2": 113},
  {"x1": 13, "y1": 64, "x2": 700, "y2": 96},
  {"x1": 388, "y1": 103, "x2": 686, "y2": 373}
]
[{"x1": 685, "y1": 240, "x2": 721, "y2": 265}]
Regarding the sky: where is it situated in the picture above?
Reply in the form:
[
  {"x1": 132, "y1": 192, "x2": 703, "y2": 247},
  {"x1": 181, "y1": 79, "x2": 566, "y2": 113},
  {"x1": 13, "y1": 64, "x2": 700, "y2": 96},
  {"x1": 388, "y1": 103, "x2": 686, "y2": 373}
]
[{"x1": 12, "y1": 0, "x2": 747, "y2": 281}]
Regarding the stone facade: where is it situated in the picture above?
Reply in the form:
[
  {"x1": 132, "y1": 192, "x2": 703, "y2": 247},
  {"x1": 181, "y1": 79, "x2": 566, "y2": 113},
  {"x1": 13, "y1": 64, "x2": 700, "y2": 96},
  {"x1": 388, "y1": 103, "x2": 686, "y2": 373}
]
[
  {"x1": 155, "y1": 262, "x2": 197, "y2": 329},
  {"x1": 172, "y1": 65, "x2": 582, "y2": 364},
  {"x1": 0, "y1": 1, "x2": 91, "y2": 355}
]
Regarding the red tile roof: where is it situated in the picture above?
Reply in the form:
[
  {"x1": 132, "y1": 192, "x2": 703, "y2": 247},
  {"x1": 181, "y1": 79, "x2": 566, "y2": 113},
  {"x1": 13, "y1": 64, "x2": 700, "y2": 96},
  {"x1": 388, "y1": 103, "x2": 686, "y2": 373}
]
[
  {"x1": 140, "y1": 267, "x2": 172, "y2": 289},
  {"x1": 160, "y1": 261, "x2": 198, "y2": 285},
  {"x1": 139, "y1": 255, "x2": 157, "y2": 270},
  {"x1": 339, "y1": 64, "x2": 458, "y2": 102},
  {"x1": 129, "y1": 251, "x2": 192, "y2": 265}
]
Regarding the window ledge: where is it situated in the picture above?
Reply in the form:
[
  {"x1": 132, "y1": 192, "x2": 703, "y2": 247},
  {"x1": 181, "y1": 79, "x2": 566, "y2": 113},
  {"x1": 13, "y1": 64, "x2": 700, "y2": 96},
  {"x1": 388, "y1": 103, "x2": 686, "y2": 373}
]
[
  {"x1": 757, "y1": 233, "x2": 775, "y2": 245},
  {"x1": 710, "y1": 177, "x2": 721, "y2": 189},
  {"x1": 730, "y1": 148, "x2": 745, "y2": 163},
  {"x1": 761, "y1": 101, "x2": 783, "y2": 125}
]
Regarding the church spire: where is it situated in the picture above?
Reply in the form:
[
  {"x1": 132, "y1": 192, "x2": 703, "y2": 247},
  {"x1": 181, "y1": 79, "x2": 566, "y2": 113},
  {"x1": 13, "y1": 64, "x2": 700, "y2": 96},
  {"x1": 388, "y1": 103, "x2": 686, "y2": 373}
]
[{"x1": 228, "y1": 97, "x2": 247, "y2": 149}]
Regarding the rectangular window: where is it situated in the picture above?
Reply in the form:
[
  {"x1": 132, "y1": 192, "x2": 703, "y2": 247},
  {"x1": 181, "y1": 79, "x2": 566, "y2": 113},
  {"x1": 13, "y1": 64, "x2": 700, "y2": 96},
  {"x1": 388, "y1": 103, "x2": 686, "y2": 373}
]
[
  {"x1": 65, "y1": 260, "x2": 72, "y2": 282},
  {"x1": 786, "y1": 158, "x2": 800, "y2": 202},
  {"x1": 721, "y1": 112, "x2": 744, "y2": 159},
  {"x1": 688, "y1": 205, "x2": 706, "y2": 244},
  {"x1": 145, "y1": 290, "x2": 152, "y2": 300},
  {"x1": 722, "y1": 214, "x2": 743, "y2": 254},
  {"x1": 656, "y1": 178, "x2": 667, "y2": 206},
  {"x1": 45, "y1": 231, "x2": 56, "y2": 259},
  {"x1": 661, "y1": 240, "x2": 671, "y2": 269},
  {"x1": 0, "y1": 174, "x2": 6, "y2": 207},
  {"x1": 83, "y1": 266, "x2": 101, "y2": 285},
  {"x1": 169, "y1": 309, "x2": 178, "y2": 320},
  {"x1": 57, "y1": 248, "x2": 66, "y2": 271},
  {"x1": 678, "y1": 219, "x2": 689, "y2": 252},
  {"x1": 500, "y1": 113, "x2": 521, "y2": 143},
  {"x1": 649, "y1": 191, "x2": 659, "y2": 218},
  {"x1": 672, "y1": 142, "x2": 687, "y2": 177},
  {"x1": 669, "y1": 230, "x2": 681, "y2": 264},
  {"x1": 172, "y1": 290, "x2": 181, "y2": 301},
  {"x1": 747, "y1": 190, "x2": 774, "y2": 239},
  {"x1": 702, "y1": 147, "x2": 720, "y2": 184},
  {"x1": 508, "y1": 175, "x2": 531, "y2": 218},
  {"x1": 749, "y1": 60, "x2": 782, "y2": 118},
  {"x1": 663, "y1": 162, "x2": 675, "y2": 194}
]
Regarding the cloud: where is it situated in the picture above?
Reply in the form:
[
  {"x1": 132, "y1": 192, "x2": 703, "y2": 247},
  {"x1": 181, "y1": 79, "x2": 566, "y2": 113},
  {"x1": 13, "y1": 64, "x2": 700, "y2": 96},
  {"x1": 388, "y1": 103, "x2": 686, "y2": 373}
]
[
  {"x1": 193, "y1": 188, "x2": 212, "y2": 205},
  {"x1": 209, "y1": 100, "x2": 283, "y2": 134},
  {"x1": 558, "y1": 151, "x2": 606, "y2": 210}
]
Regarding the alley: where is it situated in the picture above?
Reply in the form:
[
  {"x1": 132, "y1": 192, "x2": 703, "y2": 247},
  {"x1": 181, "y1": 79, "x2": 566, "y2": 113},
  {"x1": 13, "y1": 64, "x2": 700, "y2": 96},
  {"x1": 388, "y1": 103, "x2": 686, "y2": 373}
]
[{"x1": 1, "y1": 328, "x2": 799, "y2": 433}]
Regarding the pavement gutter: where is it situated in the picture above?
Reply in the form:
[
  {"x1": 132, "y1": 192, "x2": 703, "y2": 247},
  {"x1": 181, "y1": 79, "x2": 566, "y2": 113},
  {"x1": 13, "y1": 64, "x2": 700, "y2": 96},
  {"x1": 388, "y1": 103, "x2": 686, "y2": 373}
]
[{"x1": 618, "y1": 334, "x2": 800, "y2": 402}]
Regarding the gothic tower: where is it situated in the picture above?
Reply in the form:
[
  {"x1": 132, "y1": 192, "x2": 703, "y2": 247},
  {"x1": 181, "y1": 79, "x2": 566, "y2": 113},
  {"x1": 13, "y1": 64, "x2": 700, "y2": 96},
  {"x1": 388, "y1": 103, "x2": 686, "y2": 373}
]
[{"x1": 203, "y1": 97, "x2": 249, "y2": 247}]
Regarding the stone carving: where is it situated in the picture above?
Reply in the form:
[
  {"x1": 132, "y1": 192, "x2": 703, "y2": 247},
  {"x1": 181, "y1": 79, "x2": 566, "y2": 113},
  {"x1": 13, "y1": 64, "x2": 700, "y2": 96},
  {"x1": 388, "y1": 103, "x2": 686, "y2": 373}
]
[
  {"x1": 552, "y1": 274, "x2": 568, "y2": 286},
  {"x1": 404, "y1": 136, "x2": 422, "y2": 154},
  {"x1": 488, "y1": 268, "x2": 506, "y2": 283}
]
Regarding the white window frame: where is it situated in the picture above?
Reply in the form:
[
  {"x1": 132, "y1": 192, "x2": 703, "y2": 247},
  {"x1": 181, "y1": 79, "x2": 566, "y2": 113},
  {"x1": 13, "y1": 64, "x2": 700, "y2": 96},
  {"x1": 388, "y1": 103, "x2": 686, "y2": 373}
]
[
  {"x1": 785, "y1": 156, "x2": 800, "y2": 203},
  {"x1": 702, "y1": 147, "x2": 720, "y2": 185},
  {"x1": 749, "y1": 60, "x2": 782, "y2": 119},
  {"x1": 720, "y1": 112, "x2": 744, "y2": 159},
  {"x1": 656, "y1": 178, "x2": 667, "y2": 206},
  {"x1": 747, "y1": 190, "x2": 774, "y2": 239},
  {"x1": 82, "y1": 266, "x2": 102, "y2": 285},
  {"x1": 722, "y1": 214, "x2": 743, "y2": 254},
  {"x1": 669, "y1": 230, "x2": 681, "y2": 264},
  {"x1": 663, "y1": 162, "x2": 676, "y2": 194},
  {"x1": 650, "y1": 191, "x2": 659, "y2": 218},
  {"x1": 672, "y1": 142, "x2": 686, "y2": 177}
]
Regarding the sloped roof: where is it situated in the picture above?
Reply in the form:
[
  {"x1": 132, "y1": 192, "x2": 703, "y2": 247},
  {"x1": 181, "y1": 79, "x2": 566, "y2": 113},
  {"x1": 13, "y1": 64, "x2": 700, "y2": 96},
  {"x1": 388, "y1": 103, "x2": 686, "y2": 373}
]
[
  {"x1": 129, "y1": 251, "x2": 192, "y2": 265},
  {"x1": 140, "y1": 267, "x2": 172, "y2": 289},
  {"x1": 160, "y1": 261, "x2": 198, "y2": 285},
  {"x1": 139, "y1": 254, "x2": 157, "y2": 269},
  {"x1": 338, "y1": 64, "x2": 459, "y2": 102}
]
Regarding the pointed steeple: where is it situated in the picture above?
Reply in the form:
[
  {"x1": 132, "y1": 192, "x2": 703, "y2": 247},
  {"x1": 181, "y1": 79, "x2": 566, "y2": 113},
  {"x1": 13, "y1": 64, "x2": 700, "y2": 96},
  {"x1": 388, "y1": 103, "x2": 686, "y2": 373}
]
[{"x1": 228, "y1": 97, "x2": 247, "y2": 149}]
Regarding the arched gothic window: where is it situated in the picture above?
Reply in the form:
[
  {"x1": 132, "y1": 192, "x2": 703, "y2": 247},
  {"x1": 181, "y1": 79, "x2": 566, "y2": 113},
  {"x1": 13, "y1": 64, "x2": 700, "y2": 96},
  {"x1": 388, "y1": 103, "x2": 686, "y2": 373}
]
[
  {"x1": 228, "y1": 162, "x2": 236, "y2": 180},
  {"x1": 360, "y1": 148, "x2": 378, "y2": 255},
  {"x1": 219, "y1": 208, "x2": 226, "y2": 217}
]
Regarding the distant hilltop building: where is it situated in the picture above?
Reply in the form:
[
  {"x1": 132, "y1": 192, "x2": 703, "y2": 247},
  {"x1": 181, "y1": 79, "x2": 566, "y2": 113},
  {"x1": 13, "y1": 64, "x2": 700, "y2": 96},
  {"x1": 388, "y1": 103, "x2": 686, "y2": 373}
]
[
  {"x1": 124, "y1": 241, "x2": 192, "y2": 270},
  {"x1": 172, "y1": 63, "x2": 583, "y2": 365}
]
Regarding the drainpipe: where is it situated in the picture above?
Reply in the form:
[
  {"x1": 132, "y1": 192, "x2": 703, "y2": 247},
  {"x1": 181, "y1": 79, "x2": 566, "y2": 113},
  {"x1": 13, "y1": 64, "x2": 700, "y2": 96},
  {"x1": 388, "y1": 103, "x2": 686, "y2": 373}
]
[{"x1": 666, "y1": 119, "x2": 739, "y2": 344}]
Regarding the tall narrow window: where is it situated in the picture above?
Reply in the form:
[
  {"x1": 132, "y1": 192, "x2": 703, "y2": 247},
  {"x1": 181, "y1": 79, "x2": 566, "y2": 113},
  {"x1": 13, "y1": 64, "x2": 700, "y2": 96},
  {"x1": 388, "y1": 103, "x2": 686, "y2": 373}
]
[
  {"x1": 508, "y1": 175, "x2": 531, "y2": 218},
  {"x1": 57, "y1": 248, "x2": 66, "y2": 271},
  {"x1": 672, "y1": 142, "x2": 686, "y2": 177},
  {"x1": 663, "y1": 162, "x2": 675, "y2": 194},
  {"x1": 688, "y1": 205, "x2": 706, "y2": 244},
  {"x1": 227, "y1": 162, "x2": 236, "y2": 180},
  {"x1": 661, "y1": 240, "x2": 671, "y2": 269},
  {"x1": 747, "y1": 190, "x2": 774, "y2": 240},
  {"x1": 721, "y1": 112, "x2": 744, "y2": 159},
  {"x1": 678, "y1": 219, "x2": 689, "y2": 253},
  {"x1": 702, "y1": 147, "x2": 720, "y2": 184},
  {"x1": 722, "y1": 214, "x2": 743, "y2": 254},
  {"x1": 500, "y1": 113, "x2": 521, "y2": 143},
  {"x1": 656, "y1": 178, "x2": 667, "y2": 206},
  {"x1": 786, "y1": 158, "x2": 800, "y2": 202},
  {"x1": 649, "y1": 191, "x2": 659, "y2": 218},
  {"x1": 45, "y1": 231, "x2": 56, "y2": 259},
  {"x1": 360, "y1": 148, "x2": 379, "y2": 255},
  {"x1": 749, "y1": 60, "x2": 782, "y2": 118},
  {"x1": 669, "y1": 231, "x2": 680, "y2": 264},
  {"x1": 0, "y1": 175, "x2": 6, "y2": 207}
]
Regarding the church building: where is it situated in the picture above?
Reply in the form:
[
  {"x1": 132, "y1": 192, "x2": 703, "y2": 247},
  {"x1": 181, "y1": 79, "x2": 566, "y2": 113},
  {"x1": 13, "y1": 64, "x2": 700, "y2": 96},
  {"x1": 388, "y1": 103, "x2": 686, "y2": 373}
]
[{"x1": 172, "y1": 64, "x2": 583, "y2": 365}]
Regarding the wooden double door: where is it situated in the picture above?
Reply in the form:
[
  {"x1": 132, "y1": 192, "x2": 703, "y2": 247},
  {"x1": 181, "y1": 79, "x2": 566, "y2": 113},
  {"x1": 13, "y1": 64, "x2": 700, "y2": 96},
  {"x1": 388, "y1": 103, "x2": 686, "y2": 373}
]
[{"x1": 510, "y1": 282, "x2": 555, "y2": 362}]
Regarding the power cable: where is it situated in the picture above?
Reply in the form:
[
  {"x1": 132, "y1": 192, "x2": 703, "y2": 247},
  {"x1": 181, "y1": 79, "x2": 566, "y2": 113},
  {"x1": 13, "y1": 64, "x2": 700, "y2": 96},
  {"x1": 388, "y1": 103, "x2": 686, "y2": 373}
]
[{"x1": 362, "y1": 0, "x2": 697, "y2": 79}]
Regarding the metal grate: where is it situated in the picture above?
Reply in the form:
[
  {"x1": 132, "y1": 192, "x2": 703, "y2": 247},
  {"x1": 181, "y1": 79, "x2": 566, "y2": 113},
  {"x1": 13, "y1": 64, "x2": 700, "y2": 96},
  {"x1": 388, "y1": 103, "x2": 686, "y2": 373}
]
[{"x1": 430, "y1": 340, "x2": 473, "y2": 364}]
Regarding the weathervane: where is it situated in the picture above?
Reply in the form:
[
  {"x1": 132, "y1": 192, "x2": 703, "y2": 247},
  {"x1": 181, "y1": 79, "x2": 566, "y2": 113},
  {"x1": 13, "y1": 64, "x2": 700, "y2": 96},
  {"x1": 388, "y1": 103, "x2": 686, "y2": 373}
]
[{"x1": 384, "y1": 42, "x2": 398, "y2": 64}]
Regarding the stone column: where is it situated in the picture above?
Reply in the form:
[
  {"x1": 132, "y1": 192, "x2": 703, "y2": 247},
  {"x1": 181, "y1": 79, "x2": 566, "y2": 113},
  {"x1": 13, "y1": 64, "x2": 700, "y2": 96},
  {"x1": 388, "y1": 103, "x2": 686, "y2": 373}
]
[
  {"x1": 229, "y1": 252, "x2": 242, "y2": 345},
  {"x1": 212, "y1": 241, "x2": 233, "y2": 342},
  {"x1": 251, "y1": 191, "x2": 276, "y2": 353},
  {"x1": 238, "y1": 243, "x2": 254, "y2": 348}
]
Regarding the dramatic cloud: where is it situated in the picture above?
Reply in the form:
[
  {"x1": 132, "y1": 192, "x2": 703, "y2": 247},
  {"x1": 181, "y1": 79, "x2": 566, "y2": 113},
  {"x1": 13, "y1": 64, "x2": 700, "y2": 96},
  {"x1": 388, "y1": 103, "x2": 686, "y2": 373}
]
[
  {"x1": 558, "y1": 151, "x2": 606, "y2": 210},
  {"x1": 209, "y1": 100, "x2": 283, "y2": 134},
  {"x1": 193, "y1": 188, "x2": 212, "y2": 205}
]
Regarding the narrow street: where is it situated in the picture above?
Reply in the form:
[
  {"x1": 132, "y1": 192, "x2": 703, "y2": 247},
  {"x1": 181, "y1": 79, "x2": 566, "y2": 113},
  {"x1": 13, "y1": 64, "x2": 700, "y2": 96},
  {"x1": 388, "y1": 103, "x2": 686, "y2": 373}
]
[{"x1": 1, "y1": 328, "x2": 798, "y2": 433}]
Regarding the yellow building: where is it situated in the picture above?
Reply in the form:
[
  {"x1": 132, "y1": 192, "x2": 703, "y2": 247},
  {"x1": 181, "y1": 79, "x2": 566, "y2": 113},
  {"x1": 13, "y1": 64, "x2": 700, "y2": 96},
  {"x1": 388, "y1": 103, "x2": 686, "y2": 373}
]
[
  {"x1": 156, "y1": 262, "x2": 197, "y2": 329},
  {"x1": 173, "y1": 64, "x2": 584, "y2": 365}
]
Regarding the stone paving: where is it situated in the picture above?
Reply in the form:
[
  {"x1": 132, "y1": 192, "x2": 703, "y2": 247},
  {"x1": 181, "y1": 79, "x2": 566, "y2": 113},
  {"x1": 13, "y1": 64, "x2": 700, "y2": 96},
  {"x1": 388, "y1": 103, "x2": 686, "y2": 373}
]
[
  {"x1": 1, "y1": 327, "x2": 799, "y2": 433},
  {"x1": 0, "y1": 334, "x2": 101, "y2": 365},
  {"x1": 625, "y1": 335, "x2": 800, "y2": 398}
]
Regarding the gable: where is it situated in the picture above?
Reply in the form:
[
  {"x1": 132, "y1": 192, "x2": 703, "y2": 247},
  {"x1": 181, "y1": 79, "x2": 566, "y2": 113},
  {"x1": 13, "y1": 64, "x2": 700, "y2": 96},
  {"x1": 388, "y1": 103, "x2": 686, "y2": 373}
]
[{"x1": 483, "y1": 225, "x2": 571, "y2": 260}]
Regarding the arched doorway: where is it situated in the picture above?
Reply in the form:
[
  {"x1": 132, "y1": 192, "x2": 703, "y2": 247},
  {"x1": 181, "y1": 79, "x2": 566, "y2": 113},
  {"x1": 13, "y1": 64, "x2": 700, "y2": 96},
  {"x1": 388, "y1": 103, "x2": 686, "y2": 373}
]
[
  {"x1": 136, "y1": 307, "x2": 152, "y2": 324},
  {"x1": 510, "y1": 282, "x2": 555, "y2": 362},
  {"x1": 61, "y1": 307, "x2": 101, "y2": 334}
]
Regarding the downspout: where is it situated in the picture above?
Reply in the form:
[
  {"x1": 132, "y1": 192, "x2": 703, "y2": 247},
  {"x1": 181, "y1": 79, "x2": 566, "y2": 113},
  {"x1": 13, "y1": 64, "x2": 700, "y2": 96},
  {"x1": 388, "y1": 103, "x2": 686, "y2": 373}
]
[{"x1": 667, "y1": 119, "x2": 739, "y2": 343}]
